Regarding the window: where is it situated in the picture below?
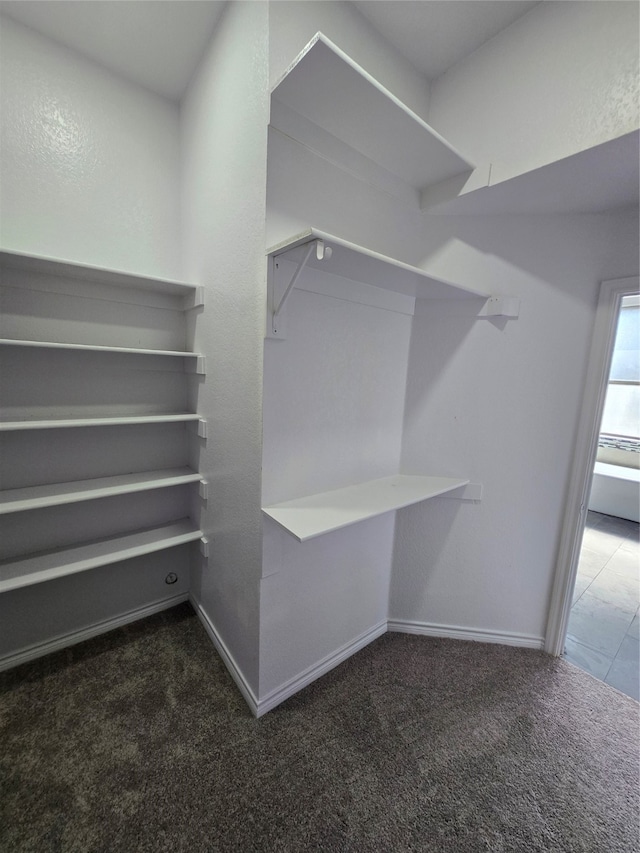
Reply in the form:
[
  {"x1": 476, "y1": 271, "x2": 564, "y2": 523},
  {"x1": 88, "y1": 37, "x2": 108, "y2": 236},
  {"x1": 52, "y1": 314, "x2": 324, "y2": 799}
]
[{"x1": 598, "y1": 294, "x2": 640, "y2": 468}]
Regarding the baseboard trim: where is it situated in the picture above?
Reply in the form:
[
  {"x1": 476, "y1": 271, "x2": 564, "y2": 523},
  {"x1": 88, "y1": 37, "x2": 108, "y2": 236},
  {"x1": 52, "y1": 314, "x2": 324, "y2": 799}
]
[
  {"x1": 256, "y1": 620, "x2": 388, "y2": 718},
  {"x1": 387, "y1": 619, "x2": 544, "y2": 649},
  {"x1": 0, "y1": 593, "x2": 189, "y2": 672},
  {"x1": 189, "y1": 595, "x2": 260, "y2": 717}
]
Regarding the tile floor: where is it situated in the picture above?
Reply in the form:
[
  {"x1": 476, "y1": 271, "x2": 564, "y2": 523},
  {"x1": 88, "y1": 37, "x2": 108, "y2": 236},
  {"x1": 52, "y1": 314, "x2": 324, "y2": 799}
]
[{"x1": 564, "y1": 511, "x2": 639, "y2": 701}]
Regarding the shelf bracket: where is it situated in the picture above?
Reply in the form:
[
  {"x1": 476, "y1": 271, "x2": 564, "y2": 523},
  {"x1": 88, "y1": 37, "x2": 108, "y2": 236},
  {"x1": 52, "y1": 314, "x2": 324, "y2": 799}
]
[
  {"x1": 199, "y1": 480, "x2": 209, "y2": 500},
  {"x1": 480, "y1": 297, "x2": 520, "y2": 319},
  {"x1": 199, "y1": 536, "x2": 210, "y2": 559},
  {"x1": 268, "y1": 239, "x2": 329, "y2": 338},
  {"x1": 183, "y1": 287, "x2": 205, "y2": 311}
]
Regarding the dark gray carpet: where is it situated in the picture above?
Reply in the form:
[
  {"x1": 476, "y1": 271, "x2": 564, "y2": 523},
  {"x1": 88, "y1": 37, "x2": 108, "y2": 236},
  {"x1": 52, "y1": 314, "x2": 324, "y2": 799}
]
[{"x1": 1, "y1": 603, "x2": 638, "y2": 853}]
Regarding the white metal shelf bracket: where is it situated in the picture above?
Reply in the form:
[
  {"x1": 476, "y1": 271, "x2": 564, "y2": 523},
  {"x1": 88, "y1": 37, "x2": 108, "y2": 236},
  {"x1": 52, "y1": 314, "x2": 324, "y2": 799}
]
[{"x1": 268, "y1": 239, "x2": 331, "y2": 338}]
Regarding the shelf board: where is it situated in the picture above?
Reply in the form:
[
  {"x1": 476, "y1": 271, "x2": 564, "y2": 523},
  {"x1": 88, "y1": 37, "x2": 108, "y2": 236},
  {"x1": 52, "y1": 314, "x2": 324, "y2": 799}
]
[
  {"x1": 0, "y1": 467, "x2": 202, "y2": 514},
  {"x1": 0, "y1": 519, "x2": 203, "y2": 594},
  {"x1": 0, "y1": 249, "x2": 198, "y2": 297},
  {"x1": 421, "y1": 130, "x2": 639, "y2": 215},
  {"x1": 268, "y1": 229, "x2": 491, "y2": 301},
  {"x1": 262, "y1": 474, "x2": 469, "y2": 542},
  {"x1": 0, "y1": 338, "x2": 203, "y2": 361},
  {"x1": 272, "y1": 33, "x2": 474, "y2": 192},
  {"x1": 0, "y1": 413, "x2": 201, "y2": 431}
]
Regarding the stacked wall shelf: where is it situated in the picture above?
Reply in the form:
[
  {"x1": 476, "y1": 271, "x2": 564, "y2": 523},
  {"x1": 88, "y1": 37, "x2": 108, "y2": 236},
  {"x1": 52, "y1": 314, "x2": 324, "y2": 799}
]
[
  {"x1": 264, "y1": 229, "x2": 491, "y2": 538},
  {"x1": 264, "y1": 33, "x2": 518, "y2": 540},
  {"x1": 0, "y1": 250, "x2": 204, "y2": 597}
]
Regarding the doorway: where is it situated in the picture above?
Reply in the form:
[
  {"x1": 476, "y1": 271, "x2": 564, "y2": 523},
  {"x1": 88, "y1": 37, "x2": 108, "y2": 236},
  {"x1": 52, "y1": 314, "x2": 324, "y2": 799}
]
[
  {"x1": 545, "y1": 277, "x2": 640, "y2": 697},
  {"x1": 564, "y1": 294, "x2": 639, "y2": 697}
]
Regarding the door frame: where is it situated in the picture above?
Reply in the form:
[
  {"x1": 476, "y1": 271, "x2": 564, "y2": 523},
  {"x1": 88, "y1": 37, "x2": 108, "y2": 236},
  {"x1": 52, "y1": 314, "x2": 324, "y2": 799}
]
[{"x1": 545, "y1": 275, "x2": 640, "y2": 656}]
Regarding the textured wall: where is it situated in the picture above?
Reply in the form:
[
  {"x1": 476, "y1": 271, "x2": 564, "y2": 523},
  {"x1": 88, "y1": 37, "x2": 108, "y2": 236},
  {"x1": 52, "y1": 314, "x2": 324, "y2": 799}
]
[
  {"x1": 181, "y1": 1, "x2": 269, "y2": 695},
  {"x1": 0, "y1": 15, "x2": 181, "y2": 279},
  {"x1": 393, "y1": 211, "x2": 640, "y2": 643},
  {"x1": 428, "y1": 1, "x2": 640, "y2": 182}
]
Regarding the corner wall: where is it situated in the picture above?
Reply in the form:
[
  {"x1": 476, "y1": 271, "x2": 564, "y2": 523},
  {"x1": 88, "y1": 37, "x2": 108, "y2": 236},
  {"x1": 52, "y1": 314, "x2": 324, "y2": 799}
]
[
  {"x1": 0, "y1": 15, "x2": 181, "y2": 279},
  {"x1": 428, "y1": 1, "x2": 639, "y2": 183},
  {"x1": 180, "y1": 1, "x2": 269, "y2": 698},
  {"x1": 269, "y1": 0, "x2": 430, "y2": 123}
]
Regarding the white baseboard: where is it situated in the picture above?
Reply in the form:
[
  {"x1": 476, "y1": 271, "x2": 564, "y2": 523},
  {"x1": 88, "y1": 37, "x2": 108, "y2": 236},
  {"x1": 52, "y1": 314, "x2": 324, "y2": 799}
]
[
  {"x1": 0, "y1": 593, "x2": 189, "y2": 672},
  {"x1": 387, "y1": 619, "x2": 544, "y2": 649},
  {"x1": 256, "y1": 620, "x2": 388, "y2": 717},
  {"x1": 189, "y1": 595, "x2": 260, "y2": 717}
]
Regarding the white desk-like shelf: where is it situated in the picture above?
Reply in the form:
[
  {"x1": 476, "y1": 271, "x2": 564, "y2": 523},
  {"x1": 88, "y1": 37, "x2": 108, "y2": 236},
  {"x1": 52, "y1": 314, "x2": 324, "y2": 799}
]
[
  {"x1": 262, "y1": 474, "x2": 469, "y2": 542},
  {"x1": 0, "y1": 467, "x2": 202, "y2": 514},
  {"x1": 272, "y1": 33, "x2": 473, "y2": 193},
  {"x1": 0, "y1": 519, "x2": 203, "y2": 594},
  {"x1": 0, "y1": 413, "x2": 203, "y2": 431}
]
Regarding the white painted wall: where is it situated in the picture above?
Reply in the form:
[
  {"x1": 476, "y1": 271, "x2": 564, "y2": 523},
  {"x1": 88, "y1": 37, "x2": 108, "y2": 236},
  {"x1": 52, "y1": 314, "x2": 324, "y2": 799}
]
[
  {"x1": 392, "y1": 211, "x2": 640, "y2": 644},
  {"x1": 181, "y1": 1, "x2": 269, "y2": 696},
  {"x1": 0, "y1": 15, "x2": 181, "y2": 279},
  {"x1": 428, "y1": 1, "x2": 640, "y2": 183},
  {"x1": 269, "y1": 0, "x2": 430, "y2": 123}
]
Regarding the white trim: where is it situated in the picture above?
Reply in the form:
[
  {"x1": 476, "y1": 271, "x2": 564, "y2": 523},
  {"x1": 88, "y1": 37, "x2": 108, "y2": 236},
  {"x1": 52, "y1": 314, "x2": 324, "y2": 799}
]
[
  {"x1": 545, "y1": 276, "x2": 640, "y2": 656},
  {"x1": 387, "y1": 619, "x2": 544, "y2": 649},
  {"x1": 256, "y1": 620, "x2": 388, "y2": 717},
  {"x1": 189, "y1": 596, "x2": 260, "y2": 717},
  {"x1": 0, "y1": 593, "x2": 188, "y2": 672}
]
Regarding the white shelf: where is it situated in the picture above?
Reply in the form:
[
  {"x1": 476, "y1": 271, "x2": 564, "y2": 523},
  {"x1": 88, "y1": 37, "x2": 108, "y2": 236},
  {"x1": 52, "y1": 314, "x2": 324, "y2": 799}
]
[
  {"x1": 268, "y1": 228, "x2": 492, "y2": 301},
  {"x1": 272, "y1": 33, "x2": 474, "y2": 193},
  {"x1": 421, "y1": 130, "x2": 639, "y2": 215},
  {"x1": 0, "y1": 413, "x2": 202, "y2": 431},
  {"x1": 0, "y1": 519, "x2": 203, "y2": 594},
  {"x1": 0, "y1": 338, "x2": 205, "y2": 369},
  {"x1": 0, "y1": 468, "x2": 202, "y2": 514},
  {"x1": 262, "y1": 474, "x2": 470, "y2": 542},
  {"x1": 0, "y1": 249, "x2": 198, "y2": 298}
]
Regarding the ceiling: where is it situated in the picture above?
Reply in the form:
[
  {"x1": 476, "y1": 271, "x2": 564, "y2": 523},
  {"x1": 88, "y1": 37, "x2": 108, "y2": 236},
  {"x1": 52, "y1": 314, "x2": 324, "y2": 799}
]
[
  {"x1": 0, "y1": 1, "x2": 226, "y2": 101},
  {"x1": 354, "y1": 1, "x2": 539, "y2": 80},
  {"x1": 0, "y1": 0, "x2": 540, "y2": 100}
]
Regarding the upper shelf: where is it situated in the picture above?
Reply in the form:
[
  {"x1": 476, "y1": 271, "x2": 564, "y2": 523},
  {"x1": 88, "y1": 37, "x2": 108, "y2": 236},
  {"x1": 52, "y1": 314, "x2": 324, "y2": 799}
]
[
  {"x1": 422, "y1": 130, "x2": 640, "y2": 216},
  {"x1": 263, "y1": 474, "x2": 471, "y2": 542},
  {"x1": 271, "y1": 33, "x2": 474, "y2": 194},
  {"x1": 0, "y1": 249, "x2": 199, "y2": 298},
  {"x1": 268, "y1": 229, "x2": 492, "y2": 302}
]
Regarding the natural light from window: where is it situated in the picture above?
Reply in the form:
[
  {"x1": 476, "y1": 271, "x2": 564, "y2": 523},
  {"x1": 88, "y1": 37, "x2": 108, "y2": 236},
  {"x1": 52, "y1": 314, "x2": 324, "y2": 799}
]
[{"x1": 598, "y1": 294, "x2": 640, "y2": 468}]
